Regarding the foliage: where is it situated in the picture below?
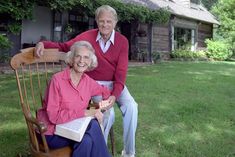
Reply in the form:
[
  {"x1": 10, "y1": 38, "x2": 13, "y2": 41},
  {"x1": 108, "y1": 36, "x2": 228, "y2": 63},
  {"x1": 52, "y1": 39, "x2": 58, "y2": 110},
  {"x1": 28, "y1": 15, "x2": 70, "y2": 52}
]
[
  {"x1": 205, "y1": 39, "x2": 233, "y2": 60},
  {"x1": 0, "y1": 1, "x2": 35, "y2": 20},
  {"x1": 97, "y1": 0, "x2": 170, "y2": 23},
  {"x1": 46, "y1": 0, "x2": 170, "y2": 24},
  {"x1": 171, "y1": 39, "x2": 233, "y2": 61},
  {"x1": 152, "y1": 51, "x2": 160, "y2": 63},
  {"x1": 0, "y1": 0, "x2": 34, "y2": 35},
  {"x1": 171, "y1": 49, "x2": 207, "y2": 60},
  {"x1": 64, "y1": 23, "x2": 73, "y2": 34},
  {"x1": 201, "y1": 0, "x2": 218, "y2": 10},
  {"x1": 135, "y1": 49, "x2": 148, "y2": 62},
  {"x1": 0, "y1": 34, "x2": 12, "y2": 63},
  {"x1": 0, "y1": 34, "x2": 12, "y2": 50},
  {"x1": 0, "y1": 52, "x2": 11, "y2": 63},
  {"x1": 7, "y1": 22, "x2": 22, "y2": 35},
  {"x1": 0, "y1": 0, "x2": 170, "y2": 26},
  {"x1": 211, "y1": 0, "x2": 235, "y2": 52}
]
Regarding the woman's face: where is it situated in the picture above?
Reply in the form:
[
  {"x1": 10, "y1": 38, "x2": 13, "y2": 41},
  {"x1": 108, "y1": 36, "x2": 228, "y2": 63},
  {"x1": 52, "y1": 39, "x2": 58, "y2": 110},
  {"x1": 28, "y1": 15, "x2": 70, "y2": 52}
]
[
  {"x1": 72, "y1": 46, "x2": 91, "y2": 73},
  {"x1": 97, "y1": 10, "x2": 116, "y2": 40}
]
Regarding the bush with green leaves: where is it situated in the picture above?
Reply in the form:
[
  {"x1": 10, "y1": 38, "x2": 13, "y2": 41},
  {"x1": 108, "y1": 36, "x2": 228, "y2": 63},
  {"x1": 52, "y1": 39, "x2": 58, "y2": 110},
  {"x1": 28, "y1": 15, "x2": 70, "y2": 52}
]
[
  {"x1": 0, "y1": 35, "x2": 11, "y2": 49},
  {"x1": 0, "y1": 34, "x2": 12, "y2": 63},
  {"x1": 171, "y1": 49, "x2": 207, "y2": 60},
  {"x1": 152, "y1": 52, "x2": 160, "y2": 62},
  {"x1": 212, "y1": 0, "x2": 235, "y2": 53},
  {"x1": 205, "y1": 39, "x2": 232, "y2": 61}
]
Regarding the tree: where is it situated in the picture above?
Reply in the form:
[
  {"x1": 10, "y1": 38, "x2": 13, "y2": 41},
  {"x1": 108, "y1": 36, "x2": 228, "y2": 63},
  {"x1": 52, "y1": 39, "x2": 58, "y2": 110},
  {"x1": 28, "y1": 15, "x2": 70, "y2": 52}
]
[
  {"x1": 201, "y1": 0, "x2": 218, "y2": 10},
  {"x1": 212, "y1": 0, "x2": 235, "y2": 51}
]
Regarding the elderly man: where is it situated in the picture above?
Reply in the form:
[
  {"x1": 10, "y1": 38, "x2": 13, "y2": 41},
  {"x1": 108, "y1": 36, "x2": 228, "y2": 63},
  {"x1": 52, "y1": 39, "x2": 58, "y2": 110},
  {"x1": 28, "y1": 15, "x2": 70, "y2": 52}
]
[{"x1": 35, "y1": 5, "x2": 138, "y2": 157}]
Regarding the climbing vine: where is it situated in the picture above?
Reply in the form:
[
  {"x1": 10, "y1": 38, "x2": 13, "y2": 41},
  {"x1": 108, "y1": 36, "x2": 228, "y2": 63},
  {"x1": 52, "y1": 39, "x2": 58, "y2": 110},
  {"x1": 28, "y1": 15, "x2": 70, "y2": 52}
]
[
  {"x1": 0, "y1": 0, "x2": 170, "y2": 39},
  {"x1": 0, "y1": 0, "x2": 170, "y2": 31}
]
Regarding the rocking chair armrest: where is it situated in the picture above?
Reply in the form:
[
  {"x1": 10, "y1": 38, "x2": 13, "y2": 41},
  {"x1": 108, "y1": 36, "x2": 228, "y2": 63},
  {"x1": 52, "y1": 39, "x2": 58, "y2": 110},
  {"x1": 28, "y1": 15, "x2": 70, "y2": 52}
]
[
  {"x1": 25, "y1": 116, "x2": 51, "y2": 153},
  {"x1": 25, "y1": 115, "x2": 48, "y2": 133},
  {"x1": 88, "y1": 102, "x2": 100, "y2": 109}
]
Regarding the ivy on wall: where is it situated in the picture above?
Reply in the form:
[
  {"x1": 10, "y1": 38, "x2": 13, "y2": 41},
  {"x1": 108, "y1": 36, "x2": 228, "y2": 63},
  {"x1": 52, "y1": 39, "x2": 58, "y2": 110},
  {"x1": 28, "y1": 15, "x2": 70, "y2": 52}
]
[
  {"x1": 0, "y1": 0, "x2": 170, "y2": 34},
  {"x1": 50, "y1": 0, "x2": 170, "y2": 24},
  {"x1": 0, "y1": 1, "x2": 35, "y2": 20},
  {"x1": 0, "y1": 0, "x2": 36, "y2": 35}
]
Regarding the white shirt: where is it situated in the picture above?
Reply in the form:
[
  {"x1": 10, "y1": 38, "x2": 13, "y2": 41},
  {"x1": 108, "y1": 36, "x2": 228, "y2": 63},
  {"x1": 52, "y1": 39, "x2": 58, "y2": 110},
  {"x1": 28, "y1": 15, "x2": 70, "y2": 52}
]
[{"x1": 96, "y1": 30, "x2": 115, "y2": 53}]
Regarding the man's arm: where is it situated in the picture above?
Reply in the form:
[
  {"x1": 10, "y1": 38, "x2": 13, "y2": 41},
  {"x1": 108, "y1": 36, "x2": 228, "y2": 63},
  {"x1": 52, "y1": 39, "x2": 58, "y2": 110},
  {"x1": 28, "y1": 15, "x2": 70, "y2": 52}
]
[
  {"x1": 112, "y1": 36, "x2": 129, "y2": 98},
  {"x1": 34, "y1": 34, "x2": 84, "y2": 57}
]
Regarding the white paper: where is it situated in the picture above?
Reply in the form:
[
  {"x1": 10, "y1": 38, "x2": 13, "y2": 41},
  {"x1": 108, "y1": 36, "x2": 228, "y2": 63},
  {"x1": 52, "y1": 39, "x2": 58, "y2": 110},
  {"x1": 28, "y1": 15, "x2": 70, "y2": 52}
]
[{"x1": 55, "y1": 116, "x2": 93, "y2": 142}]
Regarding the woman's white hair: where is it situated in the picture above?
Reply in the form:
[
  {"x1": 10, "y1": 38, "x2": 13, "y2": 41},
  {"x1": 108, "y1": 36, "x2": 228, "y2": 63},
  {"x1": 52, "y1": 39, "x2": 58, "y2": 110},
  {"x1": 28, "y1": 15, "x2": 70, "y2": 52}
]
[
  {"x1": 65, "y1": 41, "x2": 98, "y2": 71},
  {"x1": 95, "y1": 5, "x2": 118, "y2": 23}
]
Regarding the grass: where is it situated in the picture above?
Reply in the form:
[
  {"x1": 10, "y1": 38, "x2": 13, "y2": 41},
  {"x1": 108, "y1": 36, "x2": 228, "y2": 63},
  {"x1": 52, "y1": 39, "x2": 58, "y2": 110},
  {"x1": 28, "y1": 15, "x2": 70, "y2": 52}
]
[{"x1": 1, "y1": 61, "x2": 235, "y2": 157}]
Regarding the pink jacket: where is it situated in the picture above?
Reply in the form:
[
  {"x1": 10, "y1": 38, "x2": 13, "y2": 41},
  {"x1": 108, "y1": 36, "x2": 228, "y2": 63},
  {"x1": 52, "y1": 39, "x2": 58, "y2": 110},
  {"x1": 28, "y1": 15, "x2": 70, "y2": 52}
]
[{"x1": 37, "y1": 67, "x2": 110, "y2": 135}]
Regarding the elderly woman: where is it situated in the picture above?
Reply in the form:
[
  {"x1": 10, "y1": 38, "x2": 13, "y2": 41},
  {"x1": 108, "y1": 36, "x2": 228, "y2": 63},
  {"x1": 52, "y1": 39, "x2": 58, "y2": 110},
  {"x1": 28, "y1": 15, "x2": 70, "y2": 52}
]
[{"x1": 37, "y1": 41, "x2": 112, "y2": 157}]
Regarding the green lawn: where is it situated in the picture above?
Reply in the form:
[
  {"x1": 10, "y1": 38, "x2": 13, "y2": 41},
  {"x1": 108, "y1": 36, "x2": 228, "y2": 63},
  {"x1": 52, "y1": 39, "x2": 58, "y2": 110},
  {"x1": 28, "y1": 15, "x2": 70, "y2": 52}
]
[{"x1": 1, "y1": 61, "x2": 235, "y2": 157}]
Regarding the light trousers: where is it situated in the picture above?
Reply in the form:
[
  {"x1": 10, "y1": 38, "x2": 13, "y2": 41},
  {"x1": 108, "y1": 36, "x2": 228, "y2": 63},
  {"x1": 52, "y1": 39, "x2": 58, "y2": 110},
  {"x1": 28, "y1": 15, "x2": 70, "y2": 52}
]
[{"x1": 93, "y1": 81, "x2": 138, "y2": 155}]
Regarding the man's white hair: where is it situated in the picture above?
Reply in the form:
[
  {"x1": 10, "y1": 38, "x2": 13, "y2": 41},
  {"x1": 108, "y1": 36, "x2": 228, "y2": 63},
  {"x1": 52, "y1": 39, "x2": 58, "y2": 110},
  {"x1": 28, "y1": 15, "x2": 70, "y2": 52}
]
[{"x1": 95, "y1": 5, "x2": 118, "y2": 23}]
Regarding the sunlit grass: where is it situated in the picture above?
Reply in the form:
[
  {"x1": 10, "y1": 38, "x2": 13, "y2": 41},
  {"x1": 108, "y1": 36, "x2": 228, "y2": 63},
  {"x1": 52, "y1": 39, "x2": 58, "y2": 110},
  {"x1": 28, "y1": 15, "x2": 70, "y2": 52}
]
[
  {"x1": 1, "y1": 61, "x2": 235, "y2": 157},
  {"x1": 114, "y1": 61, "x2": 235, "y2": 157}
]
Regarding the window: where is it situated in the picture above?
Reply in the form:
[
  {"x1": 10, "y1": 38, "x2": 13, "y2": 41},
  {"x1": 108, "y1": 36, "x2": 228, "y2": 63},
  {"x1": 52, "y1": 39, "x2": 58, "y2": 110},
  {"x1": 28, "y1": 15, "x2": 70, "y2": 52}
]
[
  {"x1": 67, "y1": 12, "x2": 95, "y2": 39},
  {"x1": 0, "y1": 13, "x2": 10, "y2": 35},
  {"x1": 53, "y1": 12, "x2": 62, "y2": 42},
  {"x1": 88, "y1": 18, "x2": 95, "y2": 29},
  {"x1": 174, "y1": 27, "x2": 192, "y2": 50}
]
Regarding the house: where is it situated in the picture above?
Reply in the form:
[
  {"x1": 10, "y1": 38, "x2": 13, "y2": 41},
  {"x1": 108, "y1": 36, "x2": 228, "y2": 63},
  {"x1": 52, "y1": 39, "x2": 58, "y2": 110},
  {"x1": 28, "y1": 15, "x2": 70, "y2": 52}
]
[
  {"x1": 123, "y1": 0, "x2": 219, "y2": 60},
  {"x1": 1, "y1": 0, "x2": 219, "y2": 61}
]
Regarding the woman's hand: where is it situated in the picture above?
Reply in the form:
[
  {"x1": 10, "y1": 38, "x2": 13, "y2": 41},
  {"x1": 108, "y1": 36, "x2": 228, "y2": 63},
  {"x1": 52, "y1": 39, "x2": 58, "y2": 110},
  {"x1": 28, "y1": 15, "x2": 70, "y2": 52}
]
[
  {"x1": 34, "y1": 42, "x2": 44, "y2": 57},
  {"x1": 94, "y1": 109, "x2": 103, "y2": 124},
  {"x1": 85, "y1": 109, "x2": 103, "y2": 124}
]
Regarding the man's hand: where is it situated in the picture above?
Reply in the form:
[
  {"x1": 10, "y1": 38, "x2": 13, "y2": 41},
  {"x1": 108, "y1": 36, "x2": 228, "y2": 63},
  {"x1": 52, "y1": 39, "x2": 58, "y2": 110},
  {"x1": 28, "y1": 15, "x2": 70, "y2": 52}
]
[
  {"x1": 99, "y1": 95, "x2": 116, "y2": 111},
  {"x1": 34, "y1": 42, "x2": 44, "y2": 57},
  {"x1": 99, "y1": 100, "x2": 109, "y2": 109}
]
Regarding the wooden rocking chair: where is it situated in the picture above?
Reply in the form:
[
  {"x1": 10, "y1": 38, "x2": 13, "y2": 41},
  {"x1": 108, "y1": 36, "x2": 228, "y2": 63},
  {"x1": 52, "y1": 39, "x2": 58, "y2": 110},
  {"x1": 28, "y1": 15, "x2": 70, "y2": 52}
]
[{"x1": 10, "y1": 47, "x2": 115, "y2": 157}]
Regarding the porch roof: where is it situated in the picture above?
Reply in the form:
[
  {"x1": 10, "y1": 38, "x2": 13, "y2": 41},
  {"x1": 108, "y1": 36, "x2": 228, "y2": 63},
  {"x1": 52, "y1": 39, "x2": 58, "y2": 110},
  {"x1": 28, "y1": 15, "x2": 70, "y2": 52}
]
[{"x1": 122, "y1": 0, "x2": 219, "y2": 25}]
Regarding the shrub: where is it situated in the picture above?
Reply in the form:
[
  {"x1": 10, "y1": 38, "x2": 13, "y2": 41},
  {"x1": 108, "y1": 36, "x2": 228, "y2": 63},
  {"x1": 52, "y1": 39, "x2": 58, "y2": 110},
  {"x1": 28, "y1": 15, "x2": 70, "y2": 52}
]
[
  {"x1": 0, "y1": 35, "x2": 11, "y2": 50},
  {"x1": 171, "y1": 49, "x2": 207, "y2": 60},
  {"x1": 0, "y1": 34, "x2": 12, "y2": 63},
  {"x1": 205, "y1": 39, "x2": 232, "y2": 61},
  {"x1": 152, "y1": 52, "x2": 160, "y2": 63}
]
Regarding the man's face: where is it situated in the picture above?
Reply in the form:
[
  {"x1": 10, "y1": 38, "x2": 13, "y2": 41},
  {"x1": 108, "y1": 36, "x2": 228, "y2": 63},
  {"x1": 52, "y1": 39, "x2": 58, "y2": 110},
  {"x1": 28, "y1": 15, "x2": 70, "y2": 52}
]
[{"x1": 97, "y1": 10, "x2": 117, "y2": 40}]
